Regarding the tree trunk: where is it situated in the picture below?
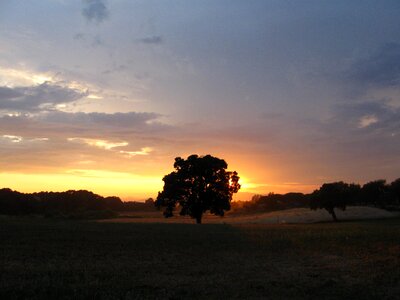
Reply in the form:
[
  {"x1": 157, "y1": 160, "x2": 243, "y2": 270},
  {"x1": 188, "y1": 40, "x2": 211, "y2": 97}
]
[
  {"x1": 329, "y1": 209, "x2": 338, "y2": 222},
  {"x1": 195, "y1": 215, "x2": 202, "y2": 224}
]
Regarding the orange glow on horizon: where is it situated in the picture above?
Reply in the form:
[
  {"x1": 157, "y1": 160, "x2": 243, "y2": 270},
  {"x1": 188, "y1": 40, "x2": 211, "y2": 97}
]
[
  {"x1": 0, "y1": 170, "x2": 319, "y2": 202},
  {"x1": 0, "y1": 140, "x2": 321, "y2": 202},
  {"x1": 0, "y1": 171, "x2": 163, "y2": 201}
]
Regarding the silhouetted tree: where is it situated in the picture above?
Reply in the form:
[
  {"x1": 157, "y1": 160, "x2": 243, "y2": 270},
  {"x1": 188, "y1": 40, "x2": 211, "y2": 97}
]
[
  {"x1": 389, "y1": 178, "x2": 400, "y2": 206},
  {"x1": 104, "y1": 196, "x2": 124, "y2": 211},
  {"x1": 361, "y1": 180, "x2": 388, "y2": 208},
  {"x1": 346, "y1": 183, "x2": 362, "y2": 205},
  {"x1": 156, "y1": 154, "x2": 240, "y2": 223},
  {"x1": 310, "y1": 182, "x2": 360, "y2": 222}
]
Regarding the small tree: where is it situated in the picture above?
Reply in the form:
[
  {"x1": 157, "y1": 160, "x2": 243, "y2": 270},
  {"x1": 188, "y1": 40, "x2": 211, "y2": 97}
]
[
  {"x1": 310, "y1": 182, "x2": 360, "y2": 222},
  {"x1": 156, "y1": 154, "x2": 240, "y2": 224}
]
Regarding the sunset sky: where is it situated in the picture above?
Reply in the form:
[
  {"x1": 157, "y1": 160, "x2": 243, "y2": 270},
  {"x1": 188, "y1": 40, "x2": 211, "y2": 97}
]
[{"x1": 1, "y1": 0, "x2": 399, "y2": 201}]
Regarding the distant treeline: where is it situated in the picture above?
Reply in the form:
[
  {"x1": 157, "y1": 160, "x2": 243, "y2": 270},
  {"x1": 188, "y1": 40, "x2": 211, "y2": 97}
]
[
  {"x1": 1, "y1": 178, "x2": 399, "y2": 220},
  {"x1": 232, "y1": 178, "x2": 400, "y2": 215},
  {"x1": 0, "y1": 189, "x2": 155, "y2": 218}
]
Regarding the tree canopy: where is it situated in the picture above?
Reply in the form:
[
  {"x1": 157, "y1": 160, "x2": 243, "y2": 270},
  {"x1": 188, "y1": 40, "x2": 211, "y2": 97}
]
[
  {"x1": 156, "y1": 154, "x2": 240, "y2": 223},
  {"x1": 361, "y1": 180, "x2": 388, "y2": 208},
  {"x1": 310, "y1": 182, "x2": 361, "y2": 221}
]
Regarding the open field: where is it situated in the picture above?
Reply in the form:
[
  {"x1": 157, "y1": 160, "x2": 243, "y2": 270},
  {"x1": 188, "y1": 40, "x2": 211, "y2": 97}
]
[
  {"x1": 106, "y1": 206, "x2": 400, "y2": 224},
  {"x1": 1, "y1": 216, "x2": 399, "y2": 299}
]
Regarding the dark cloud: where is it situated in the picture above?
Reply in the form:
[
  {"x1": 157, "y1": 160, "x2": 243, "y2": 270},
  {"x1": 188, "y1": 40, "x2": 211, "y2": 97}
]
[
  {"x1": 0, "y1": 86, "x2": 23, "y2": 99},
  {"x1": 138, "y1": 36, "x2": 163, "y2": 45},
  {"x1": 82, "y1": 0, "x2": 109, "y2": 23},
  {"x1": 0, "y1": 83, "x2": 87, "y2": 112},
  {"x1": 347, "y1": 43, "x2": 400, "y2": 88}
]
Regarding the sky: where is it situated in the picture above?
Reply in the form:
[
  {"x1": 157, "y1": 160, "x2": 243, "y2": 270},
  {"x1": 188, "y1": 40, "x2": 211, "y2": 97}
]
[{"x1": 0, "y1": 0, "x2": 399, "y2": 201}]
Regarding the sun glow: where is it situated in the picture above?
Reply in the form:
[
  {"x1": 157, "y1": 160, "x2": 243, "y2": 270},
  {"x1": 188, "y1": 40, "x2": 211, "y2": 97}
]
[{"x1": 237, "y1": 176, "x2": 258, "y2": 191}]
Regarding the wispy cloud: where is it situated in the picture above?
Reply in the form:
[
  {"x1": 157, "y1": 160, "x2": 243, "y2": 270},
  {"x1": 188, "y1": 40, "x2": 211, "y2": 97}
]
[
  {"x1": 333, "y1": 101, "x2": 399, "y2": 131},
  {"x1": 358, "y1": 115, "x2": 378, "y2": 128},
  {"x1": 120, "y1": 147, "x2": 152, "y2": 157},
  {"x1": 2, "y1": 135, "x2": 23, "y2": 143},
  {"x1": 1, "y1": 134, "x2": 48, "y2": 143},
  {"x1": 68, "y1": 137, "x2": 128, "y2": 150}
]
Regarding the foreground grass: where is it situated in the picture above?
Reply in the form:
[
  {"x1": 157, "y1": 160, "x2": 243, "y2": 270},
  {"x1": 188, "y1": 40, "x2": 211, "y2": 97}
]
[{"x1": 0, "y1": 217, "x2": 399, "y2": 299}]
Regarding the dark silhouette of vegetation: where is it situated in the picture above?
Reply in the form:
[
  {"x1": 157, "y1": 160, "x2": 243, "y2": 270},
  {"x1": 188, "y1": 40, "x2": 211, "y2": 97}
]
[
  {"x1": 391, "y1": 178, "x2": 400, "y2": 205},
  {"x1": 121, "y1": 198, "x2": 156, "y2": 212},
  {"x1": 0, "y1": 189, "x2": 156, "y2": 218},
  {"x1": 1, "y1": 176, "x2": 399, "y2": 222},
  {"x1": 156, "y1": 154, "x2": 240, "y2": 223},
  {"x1": 360, "y1": 180, "x2": 388, "y2": 208},
  {"x1": 310, "y1": 182, "x2": 361, "y2": 222},
  {"x1": 232, "y1": 178, "x2": 400, "y2": 222},
  {"x1": 231, "y1": 192, "x2": 310, "y2": 213}
]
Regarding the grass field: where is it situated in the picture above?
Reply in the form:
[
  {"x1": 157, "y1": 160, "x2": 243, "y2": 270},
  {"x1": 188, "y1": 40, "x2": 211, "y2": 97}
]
[
  {"x1": 110, "y1": 206, "x2": 400, "y2": 224},
  {"x1": 1, "y1": 216, "x2": 399, "y2": 299}
]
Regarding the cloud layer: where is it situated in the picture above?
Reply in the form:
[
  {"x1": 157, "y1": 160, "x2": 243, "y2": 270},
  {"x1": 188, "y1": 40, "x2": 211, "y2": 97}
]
[{"x1": 0, "y1": 83, "x2": 87, "y2": 112}]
